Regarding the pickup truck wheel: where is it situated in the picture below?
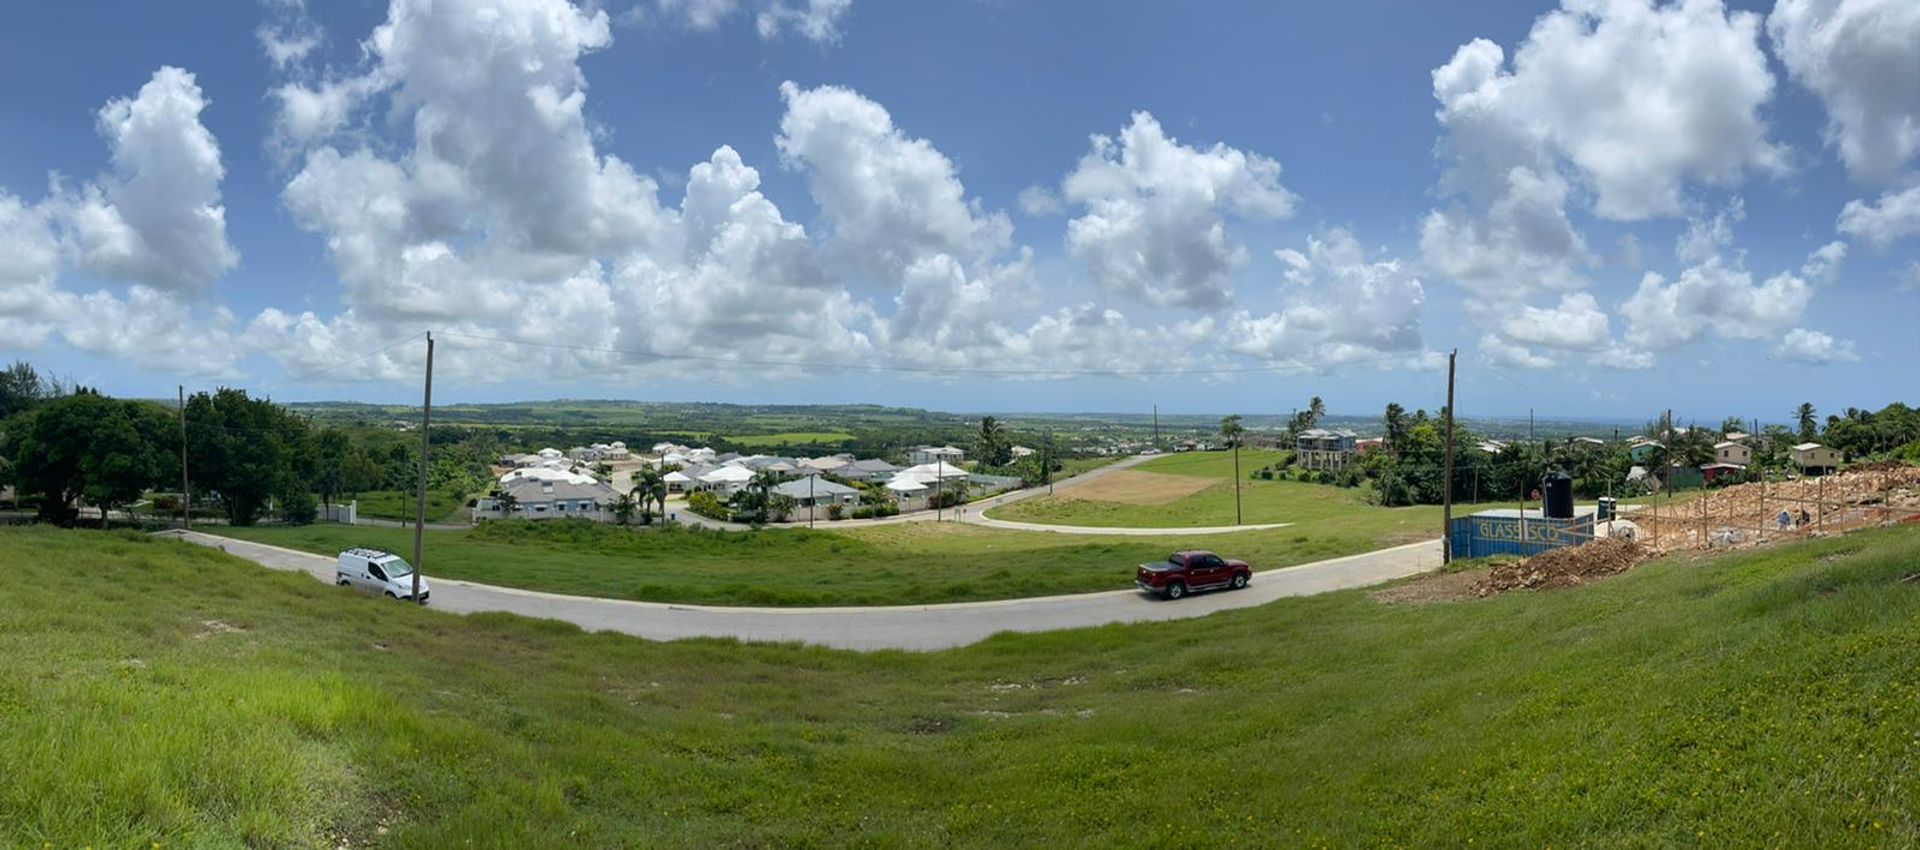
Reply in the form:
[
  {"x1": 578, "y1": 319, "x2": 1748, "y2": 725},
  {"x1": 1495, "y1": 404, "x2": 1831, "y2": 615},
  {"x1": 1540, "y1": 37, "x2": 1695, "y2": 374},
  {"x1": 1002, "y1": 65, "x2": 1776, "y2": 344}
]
[
  {"x1": 1230, "y1": 574, "x2": 1249, "y2": 590},
  {"x1": 1164, "y1": 581, "x2": 1186, "y2": 600}
]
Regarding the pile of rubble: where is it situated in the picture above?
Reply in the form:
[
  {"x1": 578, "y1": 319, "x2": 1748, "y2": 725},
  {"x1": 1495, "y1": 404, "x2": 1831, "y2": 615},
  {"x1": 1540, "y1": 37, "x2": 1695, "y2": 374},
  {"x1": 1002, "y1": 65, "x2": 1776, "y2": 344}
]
[{"x1": 1475, "y1": 538, "x2": 1649, "y2": 596}]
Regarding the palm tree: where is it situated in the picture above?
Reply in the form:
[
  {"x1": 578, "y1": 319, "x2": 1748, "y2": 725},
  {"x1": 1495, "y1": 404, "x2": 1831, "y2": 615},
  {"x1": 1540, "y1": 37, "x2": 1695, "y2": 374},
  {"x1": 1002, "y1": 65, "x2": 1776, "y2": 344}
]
[
  {"x1": 975, "y1": 416, "x2": 1008, "y2": 470},
  {"x1": 1221, "y1": 414, "x2": 1246, "y2": 526},
  {"x1": 1383, "y1": 403, "x2": 1408, "y2": 455},
  {"x1": 610, "y1": 491, "x2": 637, "y2": 525},
  {"x1": 1794, "y1": 402, "x2": 1818, "y2": 441},
  {"x1": 631, "y1": 465, "x2": 669, "y2": 525}
]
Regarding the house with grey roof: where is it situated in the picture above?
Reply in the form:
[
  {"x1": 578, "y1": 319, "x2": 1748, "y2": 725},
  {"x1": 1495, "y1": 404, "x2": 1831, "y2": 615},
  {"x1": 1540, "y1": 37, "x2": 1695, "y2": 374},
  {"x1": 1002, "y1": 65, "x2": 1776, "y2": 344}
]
[
  {"x1": 769, "y1": 475, "x2": 863, "y2": 522},
  {"x1": 473, "y1": 477, "x2": 621, "y2": 523},
  {"x1": 843, "y1": 457, "x2": 901, "y2": 482}
]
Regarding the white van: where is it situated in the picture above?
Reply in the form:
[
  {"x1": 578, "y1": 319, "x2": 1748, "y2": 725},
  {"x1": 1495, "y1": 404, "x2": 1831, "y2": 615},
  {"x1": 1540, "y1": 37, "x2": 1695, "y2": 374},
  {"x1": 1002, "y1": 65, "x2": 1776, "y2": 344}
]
[{"x1": 336, "y1": 548, "x2": 431, "y2": 603}]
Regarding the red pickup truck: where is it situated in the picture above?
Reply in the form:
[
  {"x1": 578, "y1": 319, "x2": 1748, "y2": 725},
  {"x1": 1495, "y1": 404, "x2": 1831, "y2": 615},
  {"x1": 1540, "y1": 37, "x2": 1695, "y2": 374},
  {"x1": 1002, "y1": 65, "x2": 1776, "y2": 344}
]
[{"x1": 1136, "y1": 550, "x2": 1252, "y2": 599}]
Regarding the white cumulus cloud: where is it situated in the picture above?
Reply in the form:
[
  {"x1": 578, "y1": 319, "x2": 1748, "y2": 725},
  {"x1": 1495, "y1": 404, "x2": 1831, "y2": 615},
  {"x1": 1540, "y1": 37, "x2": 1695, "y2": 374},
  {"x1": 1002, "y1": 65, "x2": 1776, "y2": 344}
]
[
  {"x1": 1837, "y1": 181, "x2": 1920, "y2": 247},
  {"x1": 1058, "y1": 112, "x2": 1295, "y2": 310},
  {"x1": 1769, "y1": 0, "x2": 1920, "y2": 184},
  {"x1": 1774, "y1": 327, "x2": 1859, "y2": 363}
]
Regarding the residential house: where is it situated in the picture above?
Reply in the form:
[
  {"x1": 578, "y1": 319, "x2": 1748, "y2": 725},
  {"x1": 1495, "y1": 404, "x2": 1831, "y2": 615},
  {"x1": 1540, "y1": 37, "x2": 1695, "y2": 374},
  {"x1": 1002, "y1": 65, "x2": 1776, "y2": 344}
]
[
  {"x1": 1571, "y1": 437, "x2": 1606, "y2": 449},
  {"x1": 499, "y1": 466, "x2": 599, "y2": 487},
  {"x1": 1714, "y1": 440, "x2": 1752, "y2": 466},
  {"x1": 1010, "y1": 445, "x2": 1036, "y2": 459},
  {"x1": 897, "y1": 461, "x2": 969, "y2": 484},
  {"x1": 908, "y1": 445, "x2": 966, "y2": 466},
  {"x1": 1355, "y1": 437, "x2": 1387, "y2": 455},
  {"x1": 1295, "y1": 428, "x2": 1358, "y2": 471},
  {"x1": 1791, "y1": 443, "x2": 1844, "y2": 475},
  {"x1": 770, "y1": 475, "x2": 862, "y2": 521},
  {"x1": 801, "y1": 454, "x2": 855, "y2": 475},
  {"x1": 475, "y1": 478, "x2": 620, "y2": 523},
  {"x1": 844, "y1": 458, "x2": 901, "y2": 482},
  {"x1": 1627, "y1": 437, "x2": 1660, "y2": 464},
  {"x1": 663, "y1": 468, "x2": 698, "y2": 494},
  {"x1": 698, "y1": 465, "x2": 756, "y2": 495}
]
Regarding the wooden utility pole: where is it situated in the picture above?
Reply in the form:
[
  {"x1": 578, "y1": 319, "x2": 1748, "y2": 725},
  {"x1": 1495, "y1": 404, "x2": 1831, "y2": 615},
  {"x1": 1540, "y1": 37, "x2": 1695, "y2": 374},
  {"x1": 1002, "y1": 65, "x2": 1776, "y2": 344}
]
[
  {"x1": 411, "y1": 332, "x2": 434, "y2": 605},
  {"x1": 1442, "y1": 348, "x2": 1457, "y2": 564},
  {"x1": 1046, "y1": 427, "x2": 1055, "y2": 495},
  {"x1": 1152, "y1": 405, "x2": 1159, "y2": 450},
  {"x1": 178, "y1": 385, "x2": 190, "y2": 530},
  {"x1": 808, "y1": 473, "x2": 816, "y2": 529},
  {"x1": 1232, "y1": 436, "x2": 1242, "y2": 526}
]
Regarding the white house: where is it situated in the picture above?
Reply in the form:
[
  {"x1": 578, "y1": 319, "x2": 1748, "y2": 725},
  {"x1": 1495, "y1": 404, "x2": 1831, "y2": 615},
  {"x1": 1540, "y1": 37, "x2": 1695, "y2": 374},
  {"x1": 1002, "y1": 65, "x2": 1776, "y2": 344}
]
[
  {"x1": 1791, "y1": 443, "x2": 1843, "y2": 474},
  {"x1": 698, "y1": 465, "x2": 756, "y2": 495},
  {"x1": 1714, "y1": 440, "x2": 1753, "y2": 466},
  {"x1": 908, "y1": 445, "x2": 966, "y2": 466},
  {"x1": 898, "y1": 461, "x2": 969, "y2": 484},
  {"x1": 537, "y1": 447, "x2": 564, "y2": 460},
  {"x1": 1010, "y1": 445, "x2": 1036, "y2": 459},
  {"x1": 663, "y1": 469, "x2": 697, "y2": 494}
]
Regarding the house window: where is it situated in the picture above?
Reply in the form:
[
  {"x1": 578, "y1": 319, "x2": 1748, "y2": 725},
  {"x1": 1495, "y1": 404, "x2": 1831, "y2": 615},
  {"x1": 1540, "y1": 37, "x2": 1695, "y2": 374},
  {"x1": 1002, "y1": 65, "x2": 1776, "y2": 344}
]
[
  {"x1": 556, "y1": 502, "x2": 567, "y2": 511},
  {"x1": 579, "y1": 501, "x2": 592, "y2": 510}
]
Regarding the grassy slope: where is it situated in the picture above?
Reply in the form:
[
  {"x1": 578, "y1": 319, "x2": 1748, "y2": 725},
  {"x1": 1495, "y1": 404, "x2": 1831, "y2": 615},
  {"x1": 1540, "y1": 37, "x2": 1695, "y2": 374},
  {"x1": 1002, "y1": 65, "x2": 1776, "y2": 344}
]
[
  {"x1": 204, "y1": 519, "x2": 1406, "y2": 606},
  {"x1": 7, "y1": 526, "x2": 1920, "y2": 846},
  {"x1": 351, "y1": 489, "x2": 467, "y2": 523}
]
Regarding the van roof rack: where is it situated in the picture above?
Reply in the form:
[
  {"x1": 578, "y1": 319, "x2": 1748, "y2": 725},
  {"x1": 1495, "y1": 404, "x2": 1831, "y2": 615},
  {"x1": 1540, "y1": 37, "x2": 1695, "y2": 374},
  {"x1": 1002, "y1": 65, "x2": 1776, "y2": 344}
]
[{"x1": 344, "y1": 547, "x2": 394, "y2": 559}]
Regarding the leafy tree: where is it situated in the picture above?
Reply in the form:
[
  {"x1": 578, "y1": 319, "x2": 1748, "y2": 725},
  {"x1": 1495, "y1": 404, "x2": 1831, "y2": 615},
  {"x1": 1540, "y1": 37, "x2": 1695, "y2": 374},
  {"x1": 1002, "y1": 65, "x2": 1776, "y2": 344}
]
[
  {"x1": 1795, "y1": 402, "x2": 1818, "y2": 441},
  {"x1": 731, "y1": 469, "x2": 786, "y2": 526},
  {"x1": 341, "y1": 450, "x2": 382, "y2": 501},
  {"x1": 1720, "y1": 416, "x2": 1747, "y2": 436},
  {"x1": 493, "y1": 490, "x2": 519, "y2": 519},
  {"x1": 0, "y1": 360, "x2": 48, "y2": 421},
  {"x1": 8, "y1": 392, "x2": 171, "y2": 526},
  {"x1": 312, "y1": 429, "x2": 350, "y2": 510},
  {"x1": 186, "y1": 388, "x2": 315, "y2": 526}
]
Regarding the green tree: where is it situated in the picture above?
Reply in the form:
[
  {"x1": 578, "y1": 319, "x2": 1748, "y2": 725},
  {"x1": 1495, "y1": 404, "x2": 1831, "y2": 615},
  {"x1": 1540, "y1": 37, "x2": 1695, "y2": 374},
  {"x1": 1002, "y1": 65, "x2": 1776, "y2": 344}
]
[
  {"x1": 8, "y1": 392, "x2": 171, "y2": 527},
  {"x1": 312, "y1": 429, "x2": 350, "y2": 511},
  {"x1": 974, "y1": 416, "x2": 1011, "y2": 469},
  {"x1": 1383, "y1": 403, "x2": 1408, "y2": 454},
  {"x1": 492, "y1": 489, "x2": 519, "y2": 519},
  {"x1": 186, "y1": 388, "x2": 315, "y2": 526},
  {"x1": 610, "y1": 491, "x2": 638, "y2": 525},
  {"x1": 631, "y1": 465, "x2": 670, "y2": 525},
  {"x1": 1720, "y1": 416, "x2": 1747, "y2": 436},
  {"x1": 341, "y1": 449, "x2": 381, "y2": 501},
  {"x1": 1221, "y1": 414, "x2": 1246, "y2": 525},
  {"x1": 0, "y1": 360, "x2": 48, "y2": 421},
  {"x1": 1794, "y1": 403, "x2": 1818, "y2": 441}
]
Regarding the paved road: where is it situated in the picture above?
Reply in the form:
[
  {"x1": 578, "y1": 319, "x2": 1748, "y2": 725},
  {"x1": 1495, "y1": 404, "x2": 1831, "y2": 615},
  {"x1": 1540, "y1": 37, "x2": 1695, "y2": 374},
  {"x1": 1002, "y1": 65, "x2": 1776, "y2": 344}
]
[{"x1": 159, "y1": 529, "x2": 1441, "y2": 651}]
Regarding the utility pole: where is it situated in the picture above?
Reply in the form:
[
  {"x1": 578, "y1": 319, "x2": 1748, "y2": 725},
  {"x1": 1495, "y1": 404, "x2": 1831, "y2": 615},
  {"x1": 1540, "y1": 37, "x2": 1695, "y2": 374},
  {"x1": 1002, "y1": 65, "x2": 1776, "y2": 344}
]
[
  {"x1": 1663, "y1": 408, "x2": 1674, "y2": 505},
  {"x1": 808, "y1": 473, "x2": 816, "y2": 529},
  {"x1": 1442, "y1": 348, "x2": 1457, "y2": 564},
  {"x1": 1045, "y1": 427, "x2": 1055, "y2": 495},
  {"x1": 178, "y1": 385, "x2": 190, "y2": 530},
  {"x1": 1152, "y1": 405, "x2": 1159, "y2": 450},
  {"x1": 411, "y1": 332, "x2": 434, "y2": 605}
]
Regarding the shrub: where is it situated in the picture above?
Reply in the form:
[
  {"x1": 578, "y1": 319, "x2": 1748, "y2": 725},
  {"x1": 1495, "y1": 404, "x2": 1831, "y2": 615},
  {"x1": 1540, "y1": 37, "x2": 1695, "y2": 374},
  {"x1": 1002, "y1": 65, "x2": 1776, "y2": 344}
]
[
  {"x1": 279, "y1": 491, "x2": 318, "y2": 525},
  {"x1": 687, "y1": 491, "x2": 728, "y2": 520},
  {"x1": 850, "y1": 507, "x2": 875, "y2": 520},
  {"x1": 827, "y1": 504, "x2": 845, "y2": 521}
]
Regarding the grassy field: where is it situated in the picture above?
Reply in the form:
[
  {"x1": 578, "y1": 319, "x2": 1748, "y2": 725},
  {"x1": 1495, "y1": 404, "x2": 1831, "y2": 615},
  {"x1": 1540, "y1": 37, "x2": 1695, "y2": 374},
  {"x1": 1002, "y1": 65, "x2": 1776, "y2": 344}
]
[
  {"x1": 351, "y1": 489, "x2": 468, "y2": 523},
  {"x1": 204, "y1": 517, "x2": 1427, "y2": 606},
  {"x1": 995, "y1": 449, "x2": 1419, "y2": 528},
  {"x1": 728, "y1": 431, "x2": 854, "y2": 447},
  {"x1": 8, "y1": 524, "x2": 1920, "y2": 846}
]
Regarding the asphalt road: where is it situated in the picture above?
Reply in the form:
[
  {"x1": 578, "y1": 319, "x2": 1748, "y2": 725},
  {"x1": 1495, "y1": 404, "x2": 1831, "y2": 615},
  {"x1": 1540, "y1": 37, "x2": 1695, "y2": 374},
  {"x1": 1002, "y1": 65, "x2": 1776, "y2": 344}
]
[{"x1": 159, "y1": 529, "x2": 1442, "y2": 651}]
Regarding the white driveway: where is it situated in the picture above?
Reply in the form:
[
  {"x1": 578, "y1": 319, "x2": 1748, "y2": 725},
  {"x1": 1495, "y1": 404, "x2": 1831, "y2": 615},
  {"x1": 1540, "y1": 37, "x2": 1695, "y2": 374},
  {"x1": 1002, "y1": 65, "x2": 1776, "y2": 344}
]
[{"x1": 159, "y1": 530, "x2": 1440, "y2": 651}]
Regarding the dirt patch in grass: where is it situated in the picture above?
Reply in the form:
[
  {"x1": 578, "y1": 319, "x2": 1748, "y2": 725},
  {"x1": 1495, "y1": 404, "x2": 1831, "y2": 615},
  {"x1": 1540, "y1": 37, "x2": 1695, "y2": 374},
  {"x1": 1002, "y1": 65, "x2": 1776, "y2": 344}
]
[
  {"x1": 1372, "y1": 569, "x2": 1487, "y2": 606},
  {"x1": 1067, "y1": 470, "x2": 1218, "y2": 505}
]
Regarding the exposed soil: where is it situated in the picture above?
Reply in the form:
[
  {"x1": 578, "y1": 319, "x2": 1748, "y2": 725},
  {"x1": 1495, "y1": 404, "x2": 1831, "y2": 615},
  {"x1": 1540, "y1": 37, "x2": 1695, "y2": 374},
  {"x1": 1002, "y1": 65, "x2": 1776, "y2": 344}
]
[
  {"x1": 1371, "y1": 568, "x2": 1489, "y2": 606},
  {"x1": 1064, "y1": 470, "x2": 1219, "y2": 505},
  {"x1": 1475, "y1": 538, "x2": 1649, "y2": 596}
]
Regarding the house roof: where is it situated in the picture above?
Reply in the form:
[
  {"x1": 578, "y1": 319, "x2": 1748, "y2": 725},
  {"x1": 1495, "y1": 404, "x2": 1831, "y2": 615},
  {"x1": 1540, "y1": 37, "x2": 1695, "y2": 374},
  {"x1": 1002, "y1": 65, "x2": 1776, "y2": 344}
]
[
  {"x1": 663, "y1": 470, "x2": 694, "y2": 483},
  {"x1": 1792, "y1": 442, "x2": 1826, "y2": 451},
  {"x1": 1714, "y1": 440, "x2": 1746, "y2": 449},
  {"x1": 701, "y1": 465, "x2": 756, "y2": 483},
  {"x1": 849, "y1": 458, "x2": 900, "y2": 473},
  {"x1": 885, "y1": 475, "x2": 928, "y2": 492},
  {"x1": 900, "y1": 462, "x2": 968, "y2": 481},
  {"x1": 770, "y1": 475, "x2": 860, "y2": 499},
  {"x1": 501, "y1": 478, "x2": 617, "y2": 503},
  {"x1": 1703, "y1": 463, "x2": 1747, "y2": 471},
  {"x1": 499, "y1": 466, "x2": 599, "y2": 486}
]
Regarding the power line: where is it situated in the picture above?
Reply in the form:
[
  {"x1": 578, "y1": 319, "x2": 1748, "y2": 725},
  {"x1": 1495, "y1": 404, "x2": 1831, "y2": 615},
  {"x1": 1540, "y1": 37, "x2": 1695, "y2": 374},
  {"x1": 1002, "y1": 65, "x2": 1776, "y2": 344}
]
[
  {"x1": 272, "y1": 330, "x2": 429, "y2": 386},
  {"x1": 434, "y1": 331, "x2": 1424, "y2": 379}
]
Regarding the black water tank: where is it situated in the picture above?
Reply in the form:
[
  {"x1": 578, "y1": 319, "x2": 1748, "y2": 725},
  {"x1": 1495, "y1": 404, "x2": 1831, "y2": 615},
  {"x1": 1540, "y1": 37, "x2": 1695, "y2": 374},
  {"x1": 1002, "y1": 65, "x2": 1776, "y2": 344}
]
[{"x1": 1543, "y1": 471, "x2": 1574, "y2": 519}]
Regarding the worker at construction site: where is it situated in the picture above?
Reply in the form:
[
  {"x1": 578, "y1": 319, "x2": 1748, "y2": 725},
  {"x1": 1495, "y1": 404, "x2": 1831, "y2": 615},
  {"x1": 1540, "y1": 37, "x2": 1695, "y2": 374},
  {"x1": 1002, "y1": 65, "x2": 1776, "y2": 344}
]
[
  {"x1": 1798, "y1": 509, "x2": 1812, "y2": 528},
  {"x1": 1777, "y1": 510, "x2": 1792, "y2": 531}
]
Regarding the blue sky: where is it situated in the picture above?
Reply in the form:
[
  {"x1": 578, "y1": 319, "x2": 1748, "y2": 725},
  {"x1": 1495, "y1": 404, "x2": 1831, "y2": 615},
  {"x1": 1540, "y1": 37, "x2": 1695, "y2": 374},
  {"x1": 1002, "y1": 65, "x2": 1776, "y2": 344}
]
[{"x1": 0, "y1": 0, "x2": 1914, "y2": 424}]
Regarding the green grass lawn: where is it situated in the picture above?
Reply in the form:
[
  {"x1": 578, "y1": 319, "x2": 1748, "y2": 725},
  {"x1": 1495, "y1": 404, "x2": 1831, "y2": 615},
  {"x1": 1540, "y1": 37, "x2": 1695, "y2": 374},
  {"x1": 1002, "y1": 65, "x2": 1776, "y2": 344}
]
[
  {"x1": 728, "y1": 431, "x2": 854, "y2": 447},
  {"x1": 350, "y1": 489, "x2": 467, "y2": 523},
  {"x1": 8, "y1": 525, "x2": 1920, "y2": 846},
  {"x1": 996, "y1": 448, "x2": 1419, "y2": 528},
  {"x1": 204, "y1": 517, "x2": 1428, "y2": 606},
  {"x1": 1054, "y1": 455, "x2": 1123, "y2": 477}
]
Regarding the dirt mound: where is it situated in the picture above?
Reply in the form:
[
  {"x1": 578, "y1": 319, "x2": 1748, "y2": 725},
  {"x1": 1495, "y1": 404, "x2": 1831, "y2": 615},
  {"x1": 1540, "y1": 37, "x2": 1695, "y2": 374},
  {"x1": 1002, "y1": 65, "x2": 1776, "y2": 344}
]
[{"x1": 1475, "y1": 538, "x2": 1649, "y2": 596}]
